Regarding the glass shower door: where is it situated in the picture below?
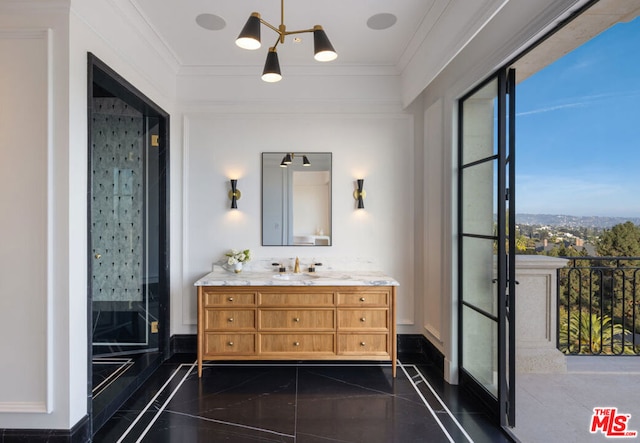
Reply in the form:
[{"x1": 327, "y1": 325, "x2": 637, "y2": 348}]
[{"x1": 90, "y1": 98, "x2": 160, "y2": 355}]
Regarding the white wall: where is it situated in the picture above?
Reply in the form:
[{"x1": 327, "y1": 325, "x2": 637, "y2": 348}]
[
  {"x1": 0, "y1": 23, "x2": 51, "y2": 417},
  {"x1": 179, "y1": 111, "x2": 418, "y2": 333},
  {"x1": 0, "y1": 3, "x2": 74, "y2": 429}
]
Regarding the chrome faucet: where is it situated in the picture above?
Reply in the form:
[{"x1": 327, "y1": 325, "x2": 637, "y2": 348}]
[{"x1": 294, "y1": 257, "x2": 301, "y2": 273}]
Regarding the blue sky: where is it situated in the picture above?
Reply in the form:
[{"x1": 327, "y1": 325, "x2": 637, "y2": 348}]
[{"x1": 516, "y1": 16, "x2": 640, "y2": 217}]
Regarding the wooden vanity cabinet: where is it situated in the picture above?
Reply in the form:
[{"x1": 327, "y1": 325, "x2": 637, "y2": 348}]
[{"x1": 197, "y1": 286, "x2": 396, "y2": 377}]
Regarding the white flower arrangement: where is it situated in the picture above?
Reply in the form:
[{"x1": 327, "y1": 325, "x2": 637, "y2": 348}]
[{"x1": 225, "y1": 249, "x2": 252, "y2": 265}]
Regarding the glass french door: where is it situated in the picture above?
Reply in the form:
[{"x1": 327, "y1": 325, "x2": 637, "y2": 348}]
[{"x1": 458, "y1": 68, "x2": 516, "y2": 427}]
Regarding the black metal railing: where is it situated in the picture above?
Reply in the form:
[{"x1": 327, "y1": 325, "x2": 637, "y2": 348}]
[{"x1": 557, "y1": 257, "x2": 640, "y2": 355}]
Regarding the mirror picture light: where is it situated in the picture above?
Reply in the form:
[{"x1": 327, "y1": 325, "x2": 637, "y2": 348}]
[
  {"x1": 235, "y1": 0, "x2": 337, "y2": 82},
  {"x1": 354, "y1": 179, "x2": 366, "y2": 209},
  {"x1": 229, "y1": 179, "x2": 241, "y2": 209}
]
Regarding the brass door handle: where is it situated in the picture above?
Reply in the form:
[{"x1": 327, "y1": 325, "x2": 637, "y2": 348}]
[
  {"x1": 228, "y1": 341, "x2": 234, "y2": 346},
  {"x1": 228, "y1": 318, "x2": 234, "y2": 322},
  {"x1": 360, "y1": 297, "x2": 366, "y2": 302},
  {"x1": 360, "y1": 342, "x2": 366, "y2": 347},
  {"x1": 294, "y1": 342, "x2": 300, "y2": 346},
  {"x1": 293, "y1": 317, "x2": 300, "y2": 322},
  {"x1": 360, "y1": 317, "x2": 366, "y2": 322},
  {"x1": 95, "y1": 253, "x2": 102, "y2": 259},
  {"x1": 228, "y1": 297, "x2": 234, "y2": 302}
]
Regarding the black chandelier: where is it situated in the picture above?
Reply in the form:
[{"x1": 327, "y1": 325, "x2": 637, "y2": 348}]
[{"x1": 235, "y1": 0, "x2": 337, "y2": 82}]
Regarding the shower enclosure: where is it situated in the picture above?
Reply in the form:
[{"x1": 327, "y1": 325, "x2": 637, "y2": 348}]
[{"x1": 88, "y1": 54, "x2": 169, "y2": 433}]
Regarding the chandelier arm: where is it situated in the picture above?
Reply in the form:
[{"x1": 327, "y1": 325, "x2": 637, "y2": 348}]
[
  {"x1": 259, "y1": 18, "x2": 280, "y2": 35},
  {"x1": 282, "y1": 28, "x2": 315, "y2": 36},
  {"x1": 281, "y1": 0, "x2": 285, "y2": 29},
  {"x1": 258, "y1": 0, "x2": 315, "y2": 41},
  {"x1": 271, "y1": 35, "x2": 282, "y2": 50}
]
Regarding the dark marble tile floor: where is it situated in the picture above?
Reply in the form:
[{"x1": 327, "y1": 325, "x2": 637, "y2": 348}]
[
  {"x1": 92, "y1": 352, "x2": 163, "y2": 435},
  {"x1": 93, "y1": 355, "x2": 514, "y2": 442},
  {"x1": 92, "y1": 357, "x2": 135, "y2": 398}
]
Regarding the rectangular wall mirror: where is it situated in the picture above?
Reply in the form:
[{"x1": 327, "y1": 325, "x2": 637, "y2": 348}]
[{"x1": 262, "y1": 152, "x2": 332, "y2": 246}]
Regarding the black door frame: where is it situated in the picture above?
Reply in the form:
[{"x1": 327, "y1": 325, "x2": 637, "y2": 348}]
[
  {"x1": 457, "y1": 67, "x2": 516, "y2": 428},
  {"x1": 86, "y1": 52, "x2": 170, "y2": 432}
]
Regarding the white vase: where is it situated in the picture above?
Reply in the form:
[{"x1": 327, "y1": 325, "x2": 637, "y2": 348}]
[{"x1": 234, "y1": 262, "x2": 243, "y2": 273}]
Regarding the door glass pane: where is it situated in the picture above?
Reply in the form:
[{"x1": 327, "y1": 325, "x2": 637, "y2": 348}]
[
  {"x1": 462, "y1": 160, "x2": 497, "y2": 237},
  {"x1": 461, "y1": 79, "x2": 498, "y2": 165},
  {"x1": 462, "y1": 306, "x2": 498, "y2": 396},
  {"x1": 462, "y1": 237, "x2": 498, "y2": 316},
  {"x1": 459, "y1": 74, "x2": 502, "y2": 408},
  {"x1": 91, "y1": 98, "x2": 157, "y2": 351}
]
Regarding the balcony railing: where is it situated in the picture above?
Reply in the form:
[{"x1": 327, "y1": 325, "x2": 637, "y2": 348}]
[{"x1": 557, "y1": 257, "x2": 640, "y2": 355}]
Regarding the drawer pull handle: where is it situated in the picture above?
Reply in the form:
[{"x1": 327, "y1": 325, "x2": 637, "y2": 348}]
[
  {"x1": 360, "y1": 342, "x2": 366, "y2": 347},
  {"x1": 228, "y1": 341, "x2": 234, "y2": 346},
  {"x1": 228, "y1": 318, "x2": 234, "y2": 322},
  {"x1": 360, "y1": 317, "x2": 366, "y2": 322},
  {"x1": 294, "y1": 342, "x2": 300, "y2": 346},
  {"x1": 294, "y1": 317, "x2": 300, "y2": 322},
  {"x1": 228, "y1": 297, "x2": 234, "y2": 302},
  {"x1": 360, "y1": 297, "x2": 366, "y2": 302}
]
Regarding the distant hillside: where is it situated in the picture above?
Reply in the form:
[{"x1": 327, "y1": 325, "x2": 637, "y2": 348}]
[{"x1": 516, "y1": 214, "x2": 640, "y2": 229}]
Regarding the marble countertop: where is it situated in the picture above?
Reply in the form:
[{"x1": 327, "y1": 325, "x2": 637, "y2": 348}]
[{"x1": 194, "y1": 269, "x2": 399, "y2": 287}]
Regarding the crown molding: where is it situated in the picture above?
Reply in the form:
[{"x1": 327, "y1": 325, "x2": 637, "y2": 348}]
[{"x1": 0, "y1": 0, "x2": 69, "y2": 13}]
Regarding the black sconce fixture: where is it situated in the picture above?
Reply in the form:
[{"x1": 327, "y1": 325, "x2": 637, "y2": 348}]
[
  {"x1": 354, "y1": 179, "x2": 366, "y2": 209},
  {"x1": 229, "y1": 179, "x2": 241, "y2": 209},
  {"x1": 279, "y1": 153, "x2": 311, "y2": 168}
]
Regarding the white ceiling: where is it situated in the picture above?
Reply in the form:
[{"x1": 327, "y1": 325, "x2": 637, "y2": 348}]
[{"x1": 129, "y1": 0, "x2": 493, "y2": 74}]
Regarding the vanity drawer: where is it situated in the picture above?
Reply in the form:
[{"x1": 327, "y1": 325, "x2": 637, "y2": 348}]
[
  {"x1": 337, "y1": 309, "x2": 389, "y2": 331},
  {"x1": 259, "y1": 292, "x2": 334, "y2": 306},
  {"x1": 260, "y1": 333, "x2": 335, "y2": 354},
  {"x1": 203, "y1": 333, "x2": 256, "y2": 355},
  {"x1": 203, "y1": 291, "x2": 256, "y2": 307},
  {"x1": 337, "y1": 291, "x2": 389, "y2": 306},
  {"x1": 338, "y1": 334, "x2": 389, "y2": 355},
  {"x1": 259, "y1": 309, "x2": 335, "y2": 331},
  {"x1": 204, "y1": 309, "x2": 256, "y2": 330}
]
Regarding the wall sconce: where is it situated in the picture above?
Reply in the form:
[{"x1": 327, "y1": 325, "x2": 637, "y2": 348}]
[
  {"x1": 229, "y1": 179, "x2": 241, "y2": 209},
  {"x1": 353, "y1": 179, "x2": 366, "y2": 209}
]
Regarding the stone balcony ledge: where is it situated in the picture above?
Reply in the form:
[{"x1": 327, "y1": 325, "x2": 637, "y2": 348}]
[{"x1": 515, "y1": 255, "x2": 568, "y2": 373}]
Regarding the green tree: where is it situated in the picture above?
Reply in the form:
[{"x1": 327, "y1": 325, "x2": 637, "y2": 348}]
[
  {"x1": 558, "y1": 309, "x2": 633, "y2": 355},
  {"x1": 515, "y1": 234, "x2": 531, "y2": 252},
  {"x1": 546, "y1": 243, "x2": 585, "y2": 257},
  {"x1": 593, "y1": 222, "x2": 640, "y2": 337},
  {"x1": 596, "y1": 221, "x2": 640, "y2": 257}
]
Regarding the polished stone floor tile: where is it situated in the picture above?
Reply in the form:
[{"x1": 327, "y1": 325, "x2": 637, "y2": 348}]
[
  {"x1": 94, "y1": 359, "x2": 513, "y2": 443},
  {"x1": 295, "y1": 366, "x2": 449, "y2": 443}
]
